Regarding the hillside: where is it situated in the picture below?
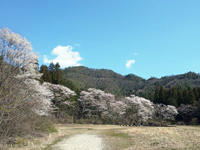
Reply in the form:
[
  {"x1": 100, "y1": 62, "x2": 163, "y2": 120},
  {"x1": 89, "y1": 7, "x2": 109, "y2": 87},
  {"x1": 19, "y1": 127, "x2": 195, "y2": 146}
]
[
  {"x1": 62, "y1": 66, "x2": 145, "y2": 96},
  {"x1": 62, "y1": 66, "x2": 200, "y2": 99}
]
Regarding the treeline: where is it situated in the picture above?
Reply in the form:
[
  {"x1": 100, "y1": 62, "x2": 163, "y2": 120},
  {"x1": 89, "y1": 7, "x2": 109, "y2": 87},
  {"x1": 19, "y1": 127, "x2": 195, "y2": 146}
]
[{"x1": 152, "y1": 86, "x2": 200, "y2": 107}]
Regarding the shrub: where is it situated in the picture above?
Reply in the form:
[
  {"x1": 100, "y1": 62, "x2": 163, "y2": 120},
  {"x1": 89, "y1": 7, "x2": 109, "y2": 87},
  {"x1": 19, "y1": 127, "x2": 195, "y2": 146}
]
[
  {"x1": 34, "y1": 116, "x2": 57, "y2": 133},
  {"x1": 190, "y1": 118, "x2": 198, "y2": 125}
]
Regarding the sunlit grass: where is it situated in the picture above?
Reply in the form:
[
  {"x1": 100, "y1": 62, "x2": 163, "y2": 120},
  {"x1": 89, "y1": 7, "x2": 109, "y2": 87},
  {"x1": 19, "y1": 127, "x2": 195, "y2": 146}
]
[
  {"x1": 103, "y1": 126, "x2": 200, "y2": 150},
  {"x1": 7, "y1": 124, "x2": 200, "y2": 150}
]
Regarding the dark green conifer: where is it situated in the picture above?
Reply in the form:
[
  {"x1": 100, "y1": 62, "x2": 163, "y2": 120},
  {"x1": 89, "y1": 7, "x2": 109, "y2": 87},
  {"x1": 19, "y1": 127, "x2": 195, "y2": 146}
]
[{"x1": 39, "y1": 65, "x2": 52, "y2": 83}]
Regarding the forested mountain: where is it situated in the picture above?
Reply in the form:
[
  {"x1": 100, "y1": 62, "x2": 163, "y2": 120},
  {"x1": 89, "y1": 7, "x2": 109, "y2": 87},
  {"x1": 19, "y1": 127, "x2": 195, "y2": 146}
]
[
  {"x1": 62, "y1": 66, "x2": 146, "y2": 96},
  {"x1": 61, "y1": 66, "x2": 200, "y2": 105}
]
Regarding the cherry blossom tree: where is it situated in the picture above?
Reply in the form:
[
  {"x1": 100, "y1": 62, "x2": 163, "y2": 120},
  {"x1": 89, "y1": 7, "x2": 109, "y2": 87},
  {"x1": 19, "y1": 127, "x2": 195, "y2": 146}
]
[
  {"x1": 78, "y1": 88, "x2": 178, "y2": 125},
  {"x1": 0, "y1": 28, "x2": 41, "y2": 141}
]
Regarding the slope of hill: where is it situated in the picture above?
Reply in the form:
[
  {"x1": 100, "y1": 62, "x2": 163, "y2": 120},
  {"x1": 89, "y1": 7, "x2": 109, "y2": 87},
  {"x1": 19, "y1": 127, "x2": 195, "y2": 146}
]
[{"x1": 62, "y1": 66, "x2": 200, "y2": 99}]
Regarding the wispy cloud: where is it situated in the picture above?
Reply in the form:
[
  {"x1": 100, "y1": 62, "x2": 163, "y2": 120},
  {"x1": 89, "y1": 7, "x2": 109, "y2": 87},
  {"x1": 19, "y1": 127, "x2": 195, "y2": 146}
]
[
  {"x1": 126, "y1": 59, "x2": 135, "y2": 68},
  {"x1": 43, "y1": 45, "x2": 83, "y2": 68},
  {"x1": 74, "y1": 43, "x2": 81, "y2": 46},
  {"x1": 134, "y1": 53, "x2": 138, "y2": 55}
]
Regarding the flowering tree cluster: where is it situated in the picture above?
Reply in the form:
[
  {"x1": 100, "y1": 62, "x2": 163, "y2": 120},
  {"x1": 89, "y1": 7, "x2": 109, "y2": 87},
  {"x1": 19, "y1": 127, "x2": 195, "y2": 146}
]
[
  {"x1": 24, "y1": 79, "x2": 76, "y2": 116},
  {"x1": 78, "y1": 88, "x2": 127, "y2": 122},
  {"x1": 78, "y1": 88, "x2": 178, "y2": 124}
]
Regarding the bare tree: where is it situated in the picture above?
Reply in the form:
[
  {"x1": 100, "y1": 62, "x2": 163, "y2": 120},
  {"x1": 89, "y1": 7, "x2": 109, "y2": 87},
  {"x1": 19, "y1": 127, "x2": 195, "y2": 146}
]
[{"x1": 0, "y1": 28, "x2": 41, "y2": 143}]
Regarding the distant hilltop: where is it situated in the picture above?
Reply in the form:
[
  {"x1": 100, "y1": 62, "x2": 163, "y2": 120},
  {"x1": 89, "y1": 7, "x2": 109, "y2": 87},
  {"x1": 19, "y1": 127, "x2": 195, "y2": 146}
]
[{"x1": 62, "y1": 66, "x2": 200, "y2": 98}]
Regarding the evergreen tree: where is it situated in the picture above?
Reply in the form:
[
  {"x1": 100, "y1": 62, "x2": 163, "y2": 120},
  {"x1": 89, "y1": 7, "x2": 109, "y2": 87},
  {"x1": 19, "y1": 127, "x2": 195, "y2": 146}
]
[
  {"x1": 158, "y1": 86, "x2": 166, "y2": 104},
  {"x1": 197, "y1": 88, "x2": 200, "y2": 102},
  {"x1": 193, "y1": 87, "x2": 199, "y2": 100},
  {"x1": 52, "y1": 62, "x2": 63, "y2": 84},
  {"x1": 172, "y1": 87, "x2": 178, "y2": 100},
  {"x1": 188, "y1": 87, "x2": 196, "y2": 105},
  {"x1": 48, "y1": 62, "x2": 56, "y2": 75},
  {"x1": 177, "y1": 87, "x2": 183, "y2": 106},
  {"x1": 45, "y1": 62, "x2": 63, "y2": 84},
  {"x1": 154, "y1": 86, "x2": 159, "y2": 103},
  {"x1": 167, "y1": 97, "x2": 178, "y2": 107},
  {"x1": 183, "y1": 89, "x2": 189, "y2": 104},
  {"x1": 39, "y1": 65, "x2": 52, "y2": 83}
]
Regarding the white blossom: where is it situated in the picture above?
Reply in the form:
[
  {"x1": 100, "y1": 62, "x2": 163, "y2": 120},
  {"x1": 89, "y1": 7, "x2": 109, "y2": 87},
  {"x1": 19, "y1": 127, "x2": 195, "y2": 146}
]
[
  {"x1": 23, "y1": 79, "x2": 76, "y2": 115},
  {"x1": 78, "y1": 88, "x2": 178, "y2": 123},
  {"x1": 0, "y1": 27, "x2": 40, "y2": 79},
  {"x1": 124, "y1": 95, "x2": 155, "y2": 122}
]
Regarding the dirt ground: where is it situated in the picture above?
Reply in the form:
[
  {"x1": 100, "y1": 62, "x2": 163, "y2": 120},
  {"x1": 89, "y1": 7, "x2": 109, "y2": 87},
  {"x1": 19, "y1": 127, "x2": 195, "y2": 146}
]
[{"x1": 7, "y1": 124, "x2": 200, "y2": 150}]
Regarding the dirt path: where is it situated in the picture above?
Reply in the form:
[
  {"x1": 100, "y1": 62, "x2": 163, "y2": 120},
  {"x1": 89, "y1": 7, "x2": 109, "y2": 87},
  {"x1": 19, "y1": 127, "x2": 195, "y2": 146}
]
[{"x1": 52, "y1": 133, "x2": 104, "y2": 150}]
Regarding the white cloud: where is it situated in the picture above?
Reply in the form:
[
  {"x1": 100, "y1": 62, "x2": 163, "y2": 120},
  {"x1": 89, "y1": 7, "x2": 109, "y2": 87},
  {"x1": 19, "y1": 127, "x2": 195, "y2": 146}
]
[
  {"x1": 134, "y1": 53, "x2": 138, "y2": 55},
  {"x1": 126, "y1": 59, "x2": 135, "y2": 68},
  {"x1": 43, "y1": 45, "x2": 83, "y2": 68}
]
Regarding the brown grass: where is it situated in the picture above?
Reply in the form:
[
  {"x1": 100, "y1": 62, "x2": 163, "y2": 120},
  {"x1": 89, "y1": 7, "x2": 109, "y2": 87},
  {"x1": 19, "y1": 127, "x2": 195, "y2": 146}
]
[
  {"x1": 101, "y1": 125, "x2": 200, "y2": 150},
  {"x1": 7, "y1": 124, "x2": 200, "y2": 150}
]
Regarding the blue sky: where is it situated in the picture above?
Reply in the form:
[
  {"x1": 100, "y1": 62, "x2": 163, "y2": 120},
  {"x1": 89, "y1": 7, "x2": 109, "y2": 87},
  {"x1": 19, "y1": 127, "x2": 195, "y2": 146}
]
[{"x1": 1, "y1": 0, "x2": 200, "y2": 79}]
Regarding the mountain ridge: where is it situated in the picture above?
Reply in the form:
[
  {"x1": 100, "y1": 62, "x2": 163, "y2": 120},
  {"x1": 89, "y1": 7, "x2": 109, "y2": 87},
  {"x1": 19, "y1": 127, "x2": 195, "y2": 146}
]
[{"x1": 62, "y1": 66, "x2": 200, "y2": 99}]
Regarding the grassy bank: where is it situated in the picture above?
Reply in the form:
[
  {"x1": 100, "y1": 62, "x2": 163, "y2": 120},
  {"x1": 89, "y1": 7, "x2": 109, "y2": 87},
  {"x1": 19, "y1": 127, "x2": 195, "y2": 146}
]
[{"x1": 7, "y1": 124, "x2": 200, "y2": 150}]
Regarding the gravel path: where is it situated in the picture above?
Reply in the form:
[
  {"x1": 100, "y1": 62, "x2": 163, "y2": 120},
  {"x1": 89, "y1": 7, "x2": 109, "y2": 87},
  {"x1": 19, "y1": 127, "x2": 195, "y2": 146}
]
[{"x1": 53, "y1": 134, "x2": 104, "y2": 150}]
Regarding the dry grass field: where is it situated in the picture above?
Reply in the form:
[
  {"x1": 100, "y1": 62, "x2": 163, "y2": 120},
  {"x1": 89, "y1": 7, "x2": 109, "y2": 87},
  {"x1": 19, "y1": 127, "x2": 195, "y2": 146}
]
[{"x1": 7, "y1": 124, "x2": 200, "y2": 150}]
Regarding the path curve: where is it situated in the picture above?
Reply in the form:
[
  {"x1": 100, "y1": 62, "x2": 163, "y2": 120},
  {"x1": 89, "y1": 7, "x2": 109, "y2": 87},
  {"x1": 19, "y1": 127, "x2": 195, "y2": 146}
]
[{"x1": 53, "y1": 134, "x2": 104, "y2": 150}]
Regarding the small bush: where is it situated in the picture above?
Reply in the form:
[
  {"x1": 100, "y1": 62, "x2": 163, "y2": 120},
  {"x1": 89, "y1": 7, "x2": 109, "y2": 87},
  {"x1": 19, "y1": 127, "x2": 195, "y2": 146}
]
[
  {"x1": 35, "y1": 116, "x2": 57, "y2": 133},
  {"x1": 176, "y1": 121, "x2": 186, "y2": 125},
  {"x1": 190, "y1": 118, "x2": 198, "y2": 125}
]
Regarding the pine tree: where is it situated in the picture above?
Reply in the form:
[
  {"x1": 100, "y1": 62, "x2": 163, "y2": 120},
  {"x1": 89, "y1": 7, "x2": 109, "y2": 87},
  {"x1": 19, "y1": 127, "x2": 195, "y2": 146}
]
[
  {"x1": 53, "y1": 62, "x2": 63, "y2": 84},
  {"x1": 39, "y1": 65, "x2": 52, "y2": 83},
  {"x1": 46, "y1": 62, "x2": 63, "y2": 84},
  {"x1": 158, "y1": 86, "x2": 166, "y2": 104},
  {"x1": 154, "y1": 86, "x2": 159, "y2": 103},
  {"x1": 177, "y1": 87, "x2": 183, "y2": 106},
  {"x1": 48, "y1": 62, "x2": 56, "y2": 74},
  {"x1": 167, "y1": 97, "x2": 178, "y2": 107},
  {"x1": 197, "y1": 88, "x2": 200, "y2": 102},
  {"x1": 172, "y1": 87, "x2": 178, "y2": 100},
  {"x1": 188, "y1": 87, "x2": 196, "y2": 105},
  {"x1": 193, "y1": 87, "x2": 199, "y2": 100},
  {"x1": 183, "y1": 89, "x2": 189, "y2": 104}
]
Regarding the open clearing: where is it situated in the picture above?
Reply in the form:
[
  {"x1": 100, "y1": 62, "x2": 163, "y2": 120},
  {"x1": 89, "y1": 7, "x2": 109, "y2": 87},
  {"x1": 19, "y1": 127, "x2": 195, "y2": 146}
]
[{"x1": 8, "y1": 124, "x2": 200, "y2": 150}]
